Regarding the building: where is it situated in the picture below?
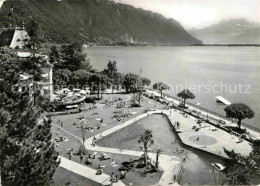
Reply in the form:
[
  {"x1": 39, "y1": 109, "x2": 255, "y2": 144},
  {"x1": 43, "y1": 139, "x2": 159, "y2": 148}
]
[
  {"x1": 17, "y1": 51, "x2": 53, "y2": 100},
  {"x1": 0, "y1": 24, "x2": 30, "y2": 49}
]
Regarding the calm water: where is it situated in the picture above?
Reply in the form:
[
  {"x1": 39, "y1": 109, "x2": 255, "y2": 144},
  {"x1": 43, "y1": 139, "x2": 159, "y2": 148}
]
[
  {"x1": 98, "y1": 114, "x2": 223, "y2": 185},
  {"x1": 84, "y1": 46, "x2": 260, "y2": 128}
]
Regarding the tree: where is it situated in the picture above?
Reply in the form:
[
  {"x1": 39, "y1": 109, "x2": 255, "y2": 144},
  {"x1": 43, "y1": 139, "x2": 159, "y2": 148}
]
[
  {"x1": 142, "y1": 77, "x2": 151, "y2": 87},
  {"x1": 224, "y1": 103, "x2": 255, "y2": 129},
  {"x1": 153, "y1": 82, "x2": 168, "y2": 98},
  {"x1": 27, "y1": 20, "x2": 40, "y2": 56},
  {"x1": 138, "y1": 130, "x2": 154, "y2": 166},
  {"x1": 60, "y1": 43, "x2": 92, "y2": 72},
  {"x1": 71, "y1": 70, "x2": 91, "y2": 88},
  {"x1": 53, "y1": 69, "x2": 72, "y2": 88},
  {"x1": 102, "y1": 61, "x2": 126, "y2": 91},
  {"x1": 177, "y1": 89, "x2": 195, "y2": 108},
  {"x1": 49, "y1": 45, "x2": 60, "y2": 65},
  {"x1": 106, "y1": 60, "x2": 117, "y2": 76},
  {"x1": 0, "y1": 50, "x2": 60, "y2": 185},
  {"x1": 20, "y1": 55, "x2": 45, "y2": 107},
  {"x1": 223, "y1": 140, "x2": 260, "y2": 185},
  {"x1": 89, "y1": 74, "x2": 108, "y2": 99},
  {"x1": 123, "y1": 73, "x2": 139, "y2": 93}
]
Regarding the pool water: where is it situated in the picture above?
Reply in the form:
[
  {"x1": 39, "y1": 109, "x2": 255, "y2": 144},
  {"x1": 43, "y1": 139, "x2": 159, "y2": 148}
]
[{"x1": 98, "y1": 114, "x2": 225, "y2": 185}]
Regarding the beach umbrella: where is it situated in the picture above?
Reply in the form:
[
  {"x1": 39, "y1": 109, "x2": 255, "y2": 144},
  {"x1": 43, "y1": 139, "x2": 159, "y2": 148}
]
[
  {"x1": 79, "y1": 90, "x2": 87, "y2": 94},
  {"x1": 63, "y1": 88, "x2": 71, "y2": 92}
]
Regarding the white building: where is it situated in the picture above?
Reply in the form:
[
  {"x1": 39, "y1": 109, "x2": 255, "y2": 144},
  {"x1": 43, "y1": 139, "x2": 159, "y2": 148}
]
[
  {"x1": 0, "y1": 25, "x2": 30, "y2": 49},
  {"x1": 17, "y1": 51, "x2": 54, "y2": 100}
]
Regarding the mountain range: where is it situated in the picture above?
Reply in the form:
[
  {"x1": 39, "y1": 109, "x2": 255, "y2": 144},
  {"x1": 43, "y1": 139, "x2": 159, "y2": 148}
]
[
  {"x1": 0, "y1": 0, "x2": 202, "y2": 46},
  {"x1": 189, "y1": 19, "x2": 260, "y2": 44}
]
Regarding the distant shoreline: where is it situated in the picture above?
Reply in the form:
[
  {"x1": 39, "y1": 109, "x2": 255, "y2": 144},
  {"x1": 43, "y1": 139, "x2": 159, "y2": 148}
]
[{"x1": 83, "y1": 43, "x2": 260, "y2": 48}]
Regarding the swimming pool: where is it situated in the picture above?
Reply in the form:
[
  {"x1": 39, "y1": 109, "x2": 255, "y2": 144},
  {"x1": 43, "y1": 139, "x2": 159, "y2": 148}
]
[{"x1": 97, "y1": 114, "x2": 225, "y2": 185}]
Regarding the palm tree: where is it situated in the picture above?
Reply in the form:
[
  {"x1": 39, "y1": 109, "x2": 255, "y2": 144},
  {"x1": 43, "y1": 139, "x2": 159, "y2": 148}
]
[
  {"x1": 138, "y1": 130, "x2": 154, "y2": 166},
  {"x1": 153, "y1": 82, "x2": 168, "y2": 98}
]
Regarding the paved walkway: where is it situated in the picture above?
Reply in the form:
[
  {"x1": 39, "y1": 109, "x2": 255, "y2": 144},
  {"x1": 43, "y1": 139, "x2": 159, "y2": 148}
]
[
  {"x1": 59, "y1": 156, "x2": 125, "y2": 186},
  {"x1": 166, "y1": 110, "x2": 252, "y2": 157},
  {"x1": 147, "y1": 90, "x2": 260, "y2": 140}
]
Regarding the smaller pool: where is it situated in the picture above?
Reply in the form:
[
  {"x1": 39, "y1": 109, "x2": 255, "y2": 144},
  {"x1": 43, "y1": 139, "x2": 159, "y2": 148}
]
[{"x1": 188, "y1": 135, "x2": 218, "y2": 146}]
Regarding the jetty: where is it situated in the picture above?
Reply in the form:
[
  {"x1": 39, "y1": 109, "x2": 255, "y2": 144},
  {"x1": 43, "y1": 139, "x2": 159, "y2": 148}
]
[{"x1": 216, "y1": 96, "x2": 231, "y2": 105}]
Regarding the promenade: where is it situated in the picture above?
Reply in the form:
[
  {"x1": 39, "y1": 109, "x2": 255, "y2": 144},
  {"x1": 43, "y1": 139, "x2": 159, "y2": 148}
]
[
  {"x1": 166, "y1": 110, "x2": 251, "y2": 157},
  {"x1": 147, "y1": 90, "x2": 260, "y2": 140}
]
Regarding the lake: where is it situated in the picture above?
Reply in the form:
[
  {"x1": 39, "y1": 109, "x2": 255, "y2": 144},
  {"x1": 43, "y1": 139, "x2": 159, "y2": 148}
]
[{"x1": 84, "y1": 46, "x2": 260, "y2": 128}]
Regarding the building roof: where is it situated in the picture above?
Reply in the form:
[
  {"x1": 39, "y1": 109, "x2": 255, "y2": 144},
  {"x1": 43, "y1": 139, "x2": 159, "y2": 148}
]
[{"x1": 0, "y1": 29, "x2": 15, "y2": 47}]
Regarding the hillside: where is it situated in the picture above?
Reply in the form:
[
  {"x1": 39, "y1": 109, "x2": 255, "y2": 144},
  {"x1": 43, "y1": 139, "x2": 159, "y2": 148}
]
[
  {"x1": 228, "y1": 26, "x2": 260, "y2": 44},
  {"x1": 0, "y1": 0, "x2": 202, "y2": 46},
  {"x1": 189, "y1": 19, "x2": 259, "y2": 44}
]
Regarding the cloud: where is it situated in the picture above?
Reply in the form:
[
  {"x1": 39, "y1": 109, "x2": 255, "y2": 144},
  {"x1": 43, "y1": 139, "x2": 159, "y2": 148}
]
[{"x1": 115, "y1": 0, "x2": 260, "y2": 28}]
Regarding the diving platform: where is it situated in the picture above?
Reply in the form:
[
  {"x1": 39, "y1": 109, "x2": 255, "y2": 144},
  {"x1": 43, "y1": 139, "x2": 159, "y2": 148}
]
[{"x1": 216, "y1": 96, "x2": 231, "y2": 105}]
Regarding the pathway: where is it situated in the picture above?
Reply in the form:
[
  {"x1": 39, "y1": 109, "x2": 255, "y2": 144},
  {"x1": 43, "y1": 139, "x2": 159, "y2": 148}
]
[{"x1": 59, "y1": 156, "x2": 125, "y2": 186}]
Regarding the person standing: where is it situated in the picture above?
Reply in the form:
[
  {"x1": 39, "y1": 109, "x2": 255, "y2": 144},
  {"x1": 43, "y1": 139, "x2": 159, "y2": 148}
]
[
  {"x1": 80, "y1": 153, "x2": 83, "y2": 163},
  {"x1": 69, "y1": 151, "x2": 73, "y2": 160}
]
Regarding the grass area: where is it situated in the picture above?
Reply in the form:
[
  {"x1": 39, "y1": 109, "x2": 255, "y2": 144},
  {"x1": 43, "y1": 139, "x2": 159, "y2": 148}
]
[{"x1": 52, "y1": 167, "x2": 101, "y2": 186}]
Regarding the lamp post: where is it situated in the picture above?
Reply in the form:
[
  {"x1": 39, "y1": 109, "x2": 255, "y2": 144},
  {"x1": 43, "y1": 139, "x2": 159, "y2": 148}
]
[
  {"x1": 138, "y1": 68, "x2": 143, "y2": 106},
  {"x1": 80, "y1": 121, "x2": 86, "y2": 151}
]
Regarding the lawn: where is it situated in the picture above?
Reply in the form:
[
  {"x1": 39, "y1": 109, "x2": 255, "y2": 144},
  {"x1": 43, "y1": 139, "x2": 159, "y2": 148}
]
[{"x1": 52, "y1": 167, "x2": 101, "y2": 186}]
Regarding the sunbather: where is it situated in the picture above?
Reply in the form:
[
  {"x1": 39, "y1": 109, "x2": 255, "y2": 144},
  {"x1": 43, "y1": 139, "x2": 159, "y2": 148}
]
[
  {"x1": 96, "y1": 167, "x2": 103, "y2": 175},
  {"x1": 85, "y1": 157, "x2": 92, "y2": 165},
  {"x1": 101, "y1": 152, "x2": 111, "y2": 160},
  {"x1": 110, "y1": 159, "x2": 118, "y2": 167}
]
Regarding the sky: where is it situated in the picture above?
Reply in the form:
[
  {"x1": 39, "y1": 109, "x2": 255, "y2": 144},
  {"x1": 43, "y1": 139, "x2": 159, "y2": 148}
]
[{"x1": 114, "y1": 0, "x2": 260, "y2": 29}]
